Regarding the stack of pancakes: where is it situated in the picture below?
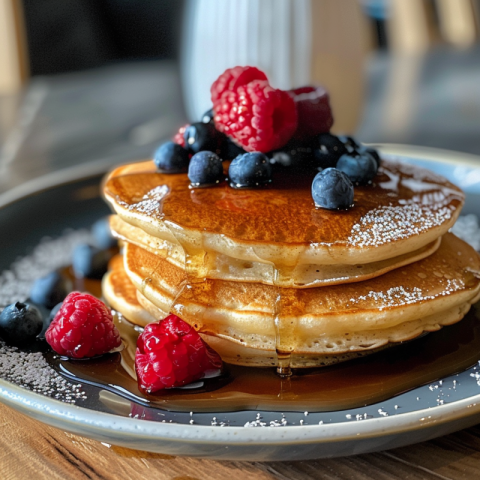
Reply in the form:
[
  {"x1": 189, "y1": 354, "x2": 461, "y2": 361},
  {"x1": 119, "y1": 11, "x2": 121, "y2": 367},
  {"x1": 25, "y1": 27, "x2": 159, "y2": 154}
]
[{"x1": 102, "y1": 158, "x2": 480, "y2": 368}]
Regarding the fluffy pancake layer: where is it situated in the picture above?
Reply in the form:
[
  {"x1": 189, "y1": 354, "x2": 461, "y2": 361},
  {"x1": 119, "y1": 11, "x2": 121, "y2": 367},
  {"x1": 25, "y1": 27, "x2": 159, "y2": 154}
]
[
  {"x1": 103, "y1": 159, "x2": 464, "y2": 270},
  {"x1": 110, "y1": 215, "x2": 441, "y2": 288},
  {"x1": 102, "y1": 233, "x2": 480, "y2": 366}
]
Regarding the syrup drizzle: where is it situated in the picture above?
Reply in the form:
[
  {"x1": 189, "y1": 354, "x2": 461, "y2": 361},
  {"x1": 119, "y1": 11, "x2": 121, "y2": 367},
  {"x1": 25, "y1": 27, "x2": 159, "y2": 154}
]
[{"x1": 48, "y1": 303, "x2": 480, "y2": 413}]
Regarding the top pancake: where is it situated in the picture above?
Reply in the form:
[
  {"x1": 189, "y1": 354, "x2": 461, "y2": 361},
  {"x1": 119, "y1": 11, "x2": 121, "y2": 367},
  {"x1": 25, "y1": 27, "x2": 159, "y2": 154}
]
[{"x1": 104, "y1": 158, "x2": 464, "y2": 266}]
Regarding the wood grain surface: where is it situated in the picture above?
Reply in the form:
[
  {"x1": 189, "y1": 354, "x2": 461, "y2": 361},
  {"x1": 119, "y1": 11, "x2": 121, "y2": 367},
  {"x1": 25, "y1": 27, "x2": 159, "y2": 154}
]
[{"x1": 1, "y1": 403, "x2": 480, "y2": 479}]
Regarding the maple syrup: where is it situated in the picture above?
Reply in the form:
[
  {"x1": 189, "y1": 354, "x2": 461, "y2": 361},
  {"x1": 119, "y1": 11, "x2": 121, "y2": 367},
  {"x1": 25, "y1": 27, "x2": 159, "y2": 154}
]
[
  {"x1": 48, "y1": 302, "x2": 480, "y2": 413},
  {"x1": 54, "y1": 262, "x2": 480, "y2": 413}
]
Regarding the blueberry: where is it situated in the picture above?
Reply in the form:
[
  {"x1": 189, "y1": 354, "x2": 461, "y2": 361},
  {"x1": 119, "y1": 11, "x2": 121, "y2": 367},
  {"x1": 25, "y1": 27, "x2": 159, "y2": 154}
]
[
  {"x1": 201, "y1": 108, "x2": 214, "y2": 124},
  {"x1": 29, "y1": 271, "x2": 71, "y2": 309},
  {"x1": 92, "y1": 217, "x2": 117, "y2": 249},
  {"x1": 357, "y1": 145, "x2": 381, "y2": 168},
  {"x1": 72, "y1": 244, "x2": 113, "y2": 279},
  {"x1": 0, "y1": 302, "x2": 44, "y2": 346},
  {"x1": 313, "y1": 134, "x2": 347, "y2": 169},
  {"x1": 270, "y1": 140, "x2": 314, "y2": 169},
  {"x1": 338, "y1": 135, "x2": 360, "y2": 153},
  {"x1": 312, "y1": 168, "x2": 354, "y2": 210},
  {"x1": 49, "y1": 302, "x2": 63, "y2": 321},
  {"x1": 221, "y1": 137, "x2": 246, "y2": 160},
  {"x1": 188, "y1": 151, "x2": 224, "y2": 186},
  {"x1": 229, "y1": 152, "x2": 272, "y2": 188},
  {"x1": 36, "y1": 301, "x2": 63, "y2": 340},
  {"x1": 153, "y1": 141, "x2": 190, "y2": 173},
  {"x1": 336, "y1": 152, "x2": 378, "y2": 185},
  {"x1": 184, "y1": 122, "x2": 221, "y2": 154},
  {"x1": 31, "y1": 300, "x2": 63, "y2": 340}
]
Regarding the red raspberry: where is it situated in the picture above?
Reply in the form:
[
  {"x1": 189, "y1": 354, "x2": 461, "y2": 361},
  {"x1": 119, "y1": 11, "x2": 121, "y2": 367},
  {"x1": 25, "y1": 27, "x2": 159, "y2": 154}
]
[
  {"x1": 45, "y1": 292, "x2": 121, "y2": 359},
  {"x1": 289, "y1": 85, "x2": 333, "y2": 139},
  {"x1": 214, "y1": 80, "x2": 297, "y2": 152},
  {"x1": 173, "y1": 124, "x2": 189, "y2": 148},
  {"x1": 210, "y1": 66, "x2": 267, "y2": 104},
  {"x1": 135, "y1": 314, "x2": 222, "y2": 393}
]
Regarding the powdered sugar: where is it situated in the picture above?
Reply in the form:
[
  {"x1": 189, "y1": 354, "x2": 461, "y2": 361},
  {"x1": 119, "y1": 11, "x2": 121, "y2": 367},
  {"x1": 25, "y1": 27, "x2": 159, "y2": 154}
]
[
  {"x1": 352, "y1": 279, "x2": 465, "y2": 308},
  {"x1": 0, "y1": 229, "x2": 92, "y2": 310},
  {"x1": 348, "y1": 203, "x2": 455, "y2": 247},
  {"x1": 0, "y1": 343, "x2": 86, "y2": 403},
  {"x1": 0, "y1": 229, "x2": 92, "y2": 403},
  {"x1": 120, "y1": 185, "x2": 169, "y2": 216}
]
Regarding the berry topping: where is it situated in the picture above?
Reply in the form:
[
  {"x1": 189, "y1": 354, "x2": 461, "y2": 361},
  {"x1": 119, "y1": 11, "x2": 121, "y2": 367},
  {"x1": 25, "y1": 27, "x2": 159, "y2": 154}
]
[
  {"x1": 153, "y1": 141, "x2": 190, "y2": 173},
  {"x1": 312, "y1": 168, "x2": 354, "y2": 210},
  {"x1": 188, "y1": 151, "x2": 224, "y2": 187},
  {"x1": 313, "y1": 133, "x2": 347, "y2": 169},
  {"x1": 72, "y1": 244, "x2": 113, "y2": 280},
  {"x1": 338, "y1": 135, "x2": 360, "y2": 153},
  {"x1": 229, "y1": 152, "x2": 272, "y2": 188},
  {"x1": 221, "y1": 137, "x2": 246, "y2": 160},
  {"x1": 37, "y1": 302, "x2": 62, "y2": 340},
  {"x1": 210, "y1": 66, "x2": 268, "y2": 104},
  {"x1": 92, "y1": 217, "x2": 117, "y2": 250},
  {"x1": 214, "y1": 80, "x2": 297, "y2": 152},
  {"x1": 201, "y1": 108, "x2": 214, "y2": 124},
  {"x1": 290, "y1": 85, "x2": 333, "y2": 139},
  {"x1": 336, "y1": 152, "x2": 378, "y2": 185},
  {"x1": 357, "y1": 145, "x2": 381, "y2": 168},
  {"x1": 135, "y1": 314, "x2": 222, "y2": 393},
  {"x1": 0, "y1": 302, "x2": 44, "y2": 346},
  {"x1": 45, "y1": 292, "x2": 121, "y2": 358},
  {"x1": 183, "y1": 122, "x2": 222, "y2": 154},
  {"x1": 29, "y1": 271, "x2": 71, "y2": 309},
  {"x1": 173, "y1": 124, "x2": 189, "y2": 148},
  {"x1": 270, "y1": 139, "x2": 315, "y2": 169}
]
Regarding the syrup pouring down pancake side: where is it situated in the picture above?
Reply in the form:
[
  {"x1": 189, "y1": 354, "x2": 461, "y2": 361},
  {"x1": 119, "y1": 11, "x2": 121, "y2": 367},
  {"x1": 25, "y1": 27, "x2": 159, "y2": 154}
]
[{"x1": 103, "y1": 158, "x2": 480, "y2": 371}]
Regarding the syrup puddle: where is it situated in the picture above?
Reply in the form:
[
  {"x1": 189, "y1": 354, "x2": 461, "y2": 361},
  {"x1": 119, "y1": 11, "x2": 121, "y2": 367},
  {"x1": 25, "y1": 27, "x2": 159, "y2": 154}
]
[{"x1": 46, "y1": 304, "x2": 480, "y2": 413}]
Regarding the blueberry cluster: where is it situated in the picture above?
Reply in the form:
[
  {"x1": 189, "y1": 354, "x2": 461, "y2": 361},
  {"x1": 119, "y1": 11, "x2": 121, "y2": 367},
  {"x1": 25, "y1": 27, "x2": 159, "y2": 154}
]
[
  {"x1": 309, "y1": 134, "x2": 381, "y2": 210},
  {"x1": 154, "y1": 112, "x2": 380, "y2": 208},
  {"x1": 0, "y1": 217, "x2": 118, "y2": 348},
  {"x1": 155, "y1": 109, "x2": 273, "y2": 189}
]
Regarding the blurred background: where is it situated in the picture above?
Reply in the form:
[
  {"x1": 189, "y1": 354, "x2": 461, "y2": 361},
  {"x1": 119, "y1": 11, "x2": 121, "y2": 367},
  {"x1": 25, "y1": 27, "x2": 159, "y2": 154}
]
[{"x1": 1, "y1": 0, "x2": 480, "y2": 195}]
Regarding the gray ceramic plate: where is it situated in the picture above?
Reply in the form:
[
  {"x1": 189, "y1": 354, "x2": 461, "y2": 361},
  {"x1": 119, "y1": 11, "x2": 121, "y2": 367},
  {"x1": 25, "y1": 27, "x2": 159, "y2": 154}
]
[{"x1": 2, "y1": 145, "x2": 480, "y2": 461}]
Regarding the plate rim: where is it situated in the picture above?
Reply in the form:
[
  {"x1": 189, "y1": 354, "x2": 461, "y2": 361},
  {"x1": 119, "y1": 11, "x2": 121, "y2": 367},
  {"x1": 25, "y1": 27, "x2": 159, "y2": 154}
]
[{"x1": 3, "y1": 378, "x2": 480, "y2": 444}]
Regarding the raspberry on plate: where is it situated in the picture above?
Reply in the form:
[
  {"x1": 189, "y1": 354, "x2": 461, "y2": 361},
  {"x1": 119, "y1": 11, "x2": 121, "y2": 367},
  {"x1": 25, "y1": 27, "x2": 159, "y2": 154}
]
[
  {"x1": 45, "y1": 292, "x2": 121, "y2": 358},
  {"x1": 214, "y1": 80, "x2": 297, "y2": 152},
  {"x1": 290, "y1": 85, "x2": 333, "y2": 139},
  {"x1": 210, "y1": 66, "x2": 267, "y2": 104},
  {"x1": 135, "y1": 314, "x2": 222, "y2": 393}
]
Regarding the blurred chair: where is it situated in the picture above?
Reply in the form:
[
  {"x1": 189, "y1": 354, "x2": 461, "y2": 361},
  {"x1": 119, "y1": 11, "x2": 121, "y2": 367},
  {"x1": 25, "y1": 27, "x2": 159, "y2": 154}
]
[
  {"x1": 388, "y1": 0, "x2": 479, "y2": 54},
  {"x1": 436, "y1": 0, "x2": 478, "y2": 48},
  {"x1": 0, "y1": 0, "x2": 29, "y2": 94}
]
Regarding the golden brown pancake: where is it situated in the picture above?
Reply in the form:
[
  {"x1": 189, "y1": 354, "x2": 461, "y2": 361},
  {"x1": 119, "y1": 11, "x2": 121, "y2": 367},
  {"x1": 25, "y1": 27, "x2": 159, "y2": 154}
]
[
  {"x1": 102, "y1": 157, "x2": 475, "y2": 369},
  {"x1": 101, "y1": 233, "x2": 480, "y2": 367},
  {"x1": 103, "y1": 159, "x2": 464, "y2": 271},
  {"x1": 110, "y1": 214, "x2": 441, "y2": 288}
]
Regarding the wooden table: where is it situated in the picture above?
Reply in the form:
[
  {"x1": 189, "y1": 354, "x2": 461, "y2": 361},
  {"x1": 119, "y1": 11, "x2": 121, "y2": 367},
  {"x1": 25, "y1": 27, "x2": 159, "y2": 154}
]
[{"x1": 2, "y1": 402, "x2": 480, "y2": 479}]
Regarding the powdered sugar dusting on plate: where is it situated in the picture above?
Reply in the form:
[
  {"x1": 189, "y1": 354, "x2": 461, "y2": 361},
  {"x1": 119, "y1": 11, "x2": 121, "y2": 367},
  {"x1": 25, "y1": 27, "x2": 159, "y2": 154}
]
[{"x1": 0, "y1": 229, "x2": 93, "y2": 403}]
